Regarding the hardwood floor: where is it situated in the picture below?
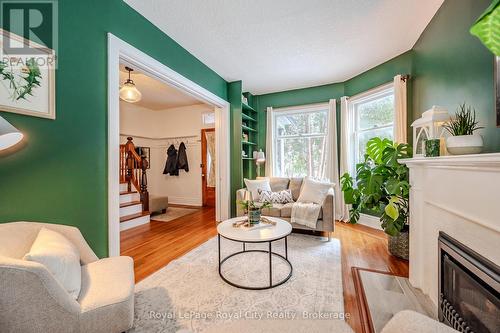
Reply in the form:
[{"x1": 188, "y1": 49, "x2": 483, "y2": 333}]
[
  {"x1": 120, "y1": 208, "x2": 408, "y2": 333},
  {"x1": 336, "y1": 222, "x2": 409, "y2": 333},
  {"x1": 120, "y1": 206, "x2": 218, "y2": 282}
]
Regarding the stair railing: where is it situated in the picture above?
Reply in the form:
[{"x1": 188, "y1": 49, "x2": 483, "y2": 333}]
[{"x1": 120, "y1": 137, "x2": 149, "y2": 212}]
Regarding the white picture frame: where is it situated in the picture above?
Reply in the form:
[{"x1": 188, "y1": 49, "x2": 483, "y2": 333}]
[{"x1": 0, "y1": 29, "x2": 56, "y2": 120}]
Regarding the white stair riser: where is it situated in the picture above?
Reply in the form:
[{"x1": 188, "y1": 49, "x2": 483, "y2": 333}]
[
  {"x1": 120, "y1": 215, "x2": 150, "y2": 231},
  {"x1": 120, "y1": 183, "x2": 128, "y2": 192},
  {"x1": 120, "y1": 192, "x2": 139, "y2": 204},
  {"x1": 120, "y1": 204, "x2": 142, "y2": 217}
]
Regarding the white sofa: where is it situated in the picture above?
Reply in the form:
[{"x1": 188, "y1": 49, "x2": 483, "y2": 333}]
[{"x1": 0, "y1": 222, "x2": 135, "y2": 333}]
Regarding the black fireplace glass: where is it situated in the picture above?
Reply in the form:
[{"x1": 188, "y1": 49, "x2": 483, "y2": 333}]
[{"x1": 442, "y1": 254, "x2": 500, "y2": 333}]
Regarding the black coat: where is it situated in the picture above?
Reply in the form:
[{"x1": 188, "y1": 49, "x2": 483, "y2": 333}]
[
  {"x1": 177, "y1": 142, "x2": 189, "y2": 172},
  {"x1": 163, "y1": 145, "x2": 178, "y2": 176}
]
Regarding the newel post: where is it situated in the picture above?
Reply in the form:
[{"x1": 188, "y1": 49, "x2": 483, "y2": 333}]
[
  {"x1": 125, "y1": 137, "x2": 135, "y2": 192},
  {"x1": 140, "y1": 155, "x2": 149, "y2": 212}
]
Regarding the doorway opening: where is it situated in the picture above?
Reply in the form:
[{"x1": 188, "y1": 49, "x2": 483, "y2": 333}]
[
  {"x1": 108, "y1": 34, "x2": 230, "y2": 257},
  {"x1": 201, "y1": 128, "x2": 216, "y2": 207}
]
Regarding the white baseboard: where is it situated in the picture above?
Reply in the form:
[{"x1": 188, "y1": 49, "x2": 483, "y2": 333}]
[
  {"x1": 168, "y1": 196, "x2": 202, "y2": 206},
  {"x1": 357, "y1": 213, "x2": 382, "y2": 230}
]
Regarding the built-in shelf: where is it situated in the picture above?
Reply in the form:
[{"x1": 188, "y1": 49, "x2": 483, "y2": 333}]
[
  {"x1": 242, "y1": 141, "x2": 256, "y2": 146},
  {"x1": 242, "y1": 113, "x2": 256, "y2": 122},
  {"x1": 242, "y1": 103, "x2": 256, "y2": 113},
  {"x1": 242, "y1": 125, "x2": 257, "y2": 132}
]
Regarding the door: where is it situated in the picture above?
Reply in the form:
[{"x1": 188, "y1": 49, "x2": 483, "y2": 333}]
[{"x1": 201, "y1": 128, "x2": 216, "y2": 207}]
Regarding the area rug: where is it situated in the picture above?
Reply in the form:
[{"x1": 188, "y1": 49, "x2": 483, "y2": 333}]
[
  {"x1": 151, "y1": 207, "x2": 199, "y2": 222},
  {"x1": 130, "y1": 234, "x2": 346, "y2": 333}
]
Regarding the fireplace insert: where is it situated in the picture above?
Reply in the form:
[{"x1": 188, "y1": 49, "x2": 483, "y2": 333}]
[{"x1": 438, "y1": 232, "x2": 499, "y2": 333}]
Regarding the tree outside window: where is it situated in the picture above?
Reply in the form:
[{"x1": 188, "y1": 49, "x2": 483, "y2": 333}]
[
  {"x1": 349, "y1": 86, "x2": 395, "y2": 175},
  {"x1": 273, "y1": 106, "x2": 328, "y2": 178}
]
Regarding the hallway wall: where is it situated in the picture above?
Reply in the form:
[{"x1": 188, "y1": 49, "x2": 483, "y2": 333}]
[{"x1": 120, "y1": 102, "x2": 215, "y2": 206}]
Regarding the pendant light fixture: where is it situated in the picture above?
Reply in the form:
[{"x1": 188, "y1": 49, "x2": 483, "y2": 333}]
[{"x1": 119, "y1": 66, "x2": 142, "y2": 103}]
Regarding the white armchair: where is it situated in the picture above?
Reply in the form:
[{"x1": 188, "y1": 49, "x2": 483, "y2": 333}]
[{"x1": 0, "y1": 222, "x2": 135, "y2": 333}]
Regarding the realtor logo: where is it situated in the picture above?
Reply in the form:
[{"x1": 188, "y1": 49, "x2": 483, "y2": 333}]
[{"x1": 0, "y1": 0, "x2": 57, "y2": 67}]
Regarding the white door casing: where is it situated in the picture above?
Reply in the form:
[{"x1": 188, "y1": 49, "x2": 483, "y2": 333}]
[{"x1": 107, "y1": 33, "x2": 230, "y2": 257}]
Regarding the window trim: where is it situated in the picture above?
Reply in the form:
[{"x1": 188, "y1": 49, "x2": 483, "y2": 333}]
[
  {"x1": 272, "y1": 102, "x2": 329, "y2": 177},
  {"x1": 347, "y1": 82, "x2": 395, "y2": 176}
]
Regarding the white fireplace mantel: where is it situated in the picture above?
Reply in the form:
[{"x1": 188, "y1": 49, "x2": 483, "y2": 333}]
[{"x1": 399, "y1": 153, "x2": 500, "y2": 307}]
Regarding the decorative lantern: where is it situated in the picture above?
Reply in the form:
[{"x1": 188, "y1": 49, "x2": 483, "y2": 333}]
[{"x1": 411, "y1": 106, "x2": 450, "y2": 157}]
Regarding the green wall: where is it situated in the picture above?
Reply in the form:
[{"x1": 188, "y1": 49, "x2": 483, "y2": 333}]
[
  {"x1": 228, "y1": 81, "x2": 243, "y2": 217},
  {"x1": 0, "y1": 0, "x2": 228, "y2": 257},
  {"x1": 1, "y1": 0, "x2": 497, "y2": 257},
  {"x1": 254, "y1": 52, "x2": 414, "y2": 147},
  {"x1": 412, "y1": 0, "x2": 499, "y2": 152},
  {"x1": 255, "y1": 0, "x2": 499, "y2": 153}
]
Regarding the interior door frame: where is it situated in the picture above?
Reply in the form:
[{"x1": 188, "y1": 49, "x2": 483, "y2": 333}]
[
  {"x1": 107, "y1": 33, "x2": 230, "y2": 257},
  {"x1": 201, "y1": 128, "x2": 215, "y2": 206}
]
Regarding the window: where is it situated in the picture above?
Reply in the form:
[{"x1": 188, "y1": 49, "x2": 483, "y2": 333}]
[
  {"x1": 349, "y1": 84, "x2": 394, "y2": 174},
  {"x1": 273, "y1": 104, "x2": 329, "y2": 178},
  {"x1": 202, "y1": 112, "x2": 215, "y2": 125}
]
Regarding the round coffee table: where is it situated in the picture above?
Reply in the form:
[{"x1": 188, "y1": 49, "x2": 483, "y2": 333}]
[{"x1": 217, "y1": 216, "x2": 293, "y2": 290}]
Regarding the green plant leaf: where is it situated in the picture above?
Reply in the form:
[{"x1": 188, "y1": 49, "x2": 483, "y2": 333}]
[
  {"x1": 470, "y1": 0, "x2": 500, "y2": 56},
  {"x1": 349, "y1": 206, "x2": 361, "y2": 224},
  {"x1": 386, "y1": 178, "x2": 402, "y2": 196},
  {"x1": 343, "y1": 188, "x2": 360, "y2": 205},
  {"x1": 381, "y1": 143, "x2": 412, "y2": 167},
  {"x1": 340, "y1": 172, "x2": 353, "y2": 191},
  {"x1": 366, "y1": 137, "x2": 394, "y2": 164},
  {"x1": 385, "y1": 201, "x2": 399, "y2": 221},
  {"x1": 357, "y1": 169, "x2": 383, "y2": 194}
]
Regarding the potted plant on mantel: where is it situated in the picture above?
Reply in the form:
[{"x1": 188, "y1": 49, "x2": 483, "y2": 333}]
[
  {"x1": 444, "y1": 103, "x2": 484, "y2": 155},
  {"x1": 341, "y1": 137, "x2": 412, "y2": 260}
]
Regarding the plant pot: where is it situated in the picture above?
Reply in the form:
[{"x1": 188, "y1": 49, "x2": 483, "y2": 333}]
[
  {"x1": 388, "y1": 228, "x2": 409, "y2": 260},
  {"x1": 247, "y1": 208, "x2": 261, "y2": 225},
  {"x1": 425, "y1": 139, "x2": 440, "y2": 157},
  {"x1": 446, "y1": 134, "x2": 483, "y2": 155}
]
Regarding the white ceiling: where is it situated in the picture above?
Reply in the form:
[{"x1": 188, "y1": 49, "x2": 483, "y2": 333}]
[
  {"x1": 119, "y1": 64, "x2": 204, "y2": 110},
  {"x1": 123, "y1": 0, "x2": 443, "y2": 95}
]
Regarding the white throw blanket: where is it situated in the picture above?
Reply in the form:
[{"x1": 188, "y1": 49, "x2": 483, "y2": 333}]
[{"x1": 291, "y1": 202, "x2": 321, "y2": 228}]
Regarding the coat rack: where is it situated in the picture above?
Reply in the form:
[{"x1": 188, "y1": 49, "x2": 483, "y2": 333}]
[
  {"x1": 120, "y1": 133, "x2": 201, "y2": 148},
  {"x1": 161, "y1": 135, "x2": 200, "y2": 147}
]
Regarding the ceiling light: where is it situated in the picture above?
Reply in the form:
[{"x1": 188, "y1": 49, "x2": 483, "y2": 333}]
[
  {"x1": 0, "y1": 116, "x2": 23, "y2": 151},
  {"x1": 119, "y1": 66, "x2": 142, "y2": 103}
]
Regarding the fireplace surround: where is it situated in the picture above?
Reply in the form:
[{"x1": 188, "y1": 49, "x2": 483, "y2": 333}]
[
  {"x1": 400, "y1": 153, "x2": 500, "y2": 311},
  {"x1": 438, "y1": 232, "x2": 499, "y2": 333}
]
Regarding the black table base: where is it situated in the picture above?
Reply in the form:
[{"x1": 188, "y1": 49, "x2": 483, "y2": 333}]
[{"x1": 218, "y1": 234, "x2": 293, "y2": 290}]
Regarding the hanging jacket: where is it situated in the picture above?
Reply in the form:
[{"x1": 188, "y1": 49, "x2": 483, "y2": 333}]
[
  {"x1": 177, "y1": 142, "x2": 189, "y2": 172},
  {"x1": 163, "y1": 144, "x2": 179, "y2": 176}
]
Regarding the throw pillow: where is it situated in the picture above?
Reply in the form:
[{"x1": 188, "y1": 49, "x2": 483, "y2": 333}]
[
  {"x1": 297, "y1": 177, "x2": 333, "y2": 205},
  {"x1": 244, "y1": 178, "x2": 271, "y2": 201},
  {"x1": 258, "y1": 189, "x2": 294, "y2": 204},
  {"x1": 24, "y1": 227, "x2": 82, "y2": 299}
]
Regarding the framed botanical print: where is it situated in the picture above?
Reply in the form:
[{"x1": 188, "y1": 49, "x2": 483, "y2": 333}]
[{"x1": 0, "y1": 29, "x2": 56, "y2": 119}]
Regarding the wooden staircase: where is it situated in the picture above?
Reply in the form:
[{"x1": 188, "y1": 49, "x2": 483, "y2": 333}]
[{"x1": 119, "y1": 137, "x2": 150, "y2": 231}]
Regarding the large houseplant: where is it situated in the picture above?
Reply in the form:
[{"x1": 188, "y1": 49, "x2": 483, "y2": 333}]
[{"x1": 341, "y1": 137, "x2": 412, "y2": 259}]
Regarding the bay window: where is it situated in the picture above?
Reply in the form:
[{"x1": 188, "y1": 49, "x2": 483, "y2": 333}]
[
  {"x1": 273, "y1": 104, "x2": 329, "y2": 178},
  {"x1": 349, "y1": 84, "x2": 395, "y2": 174}
]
